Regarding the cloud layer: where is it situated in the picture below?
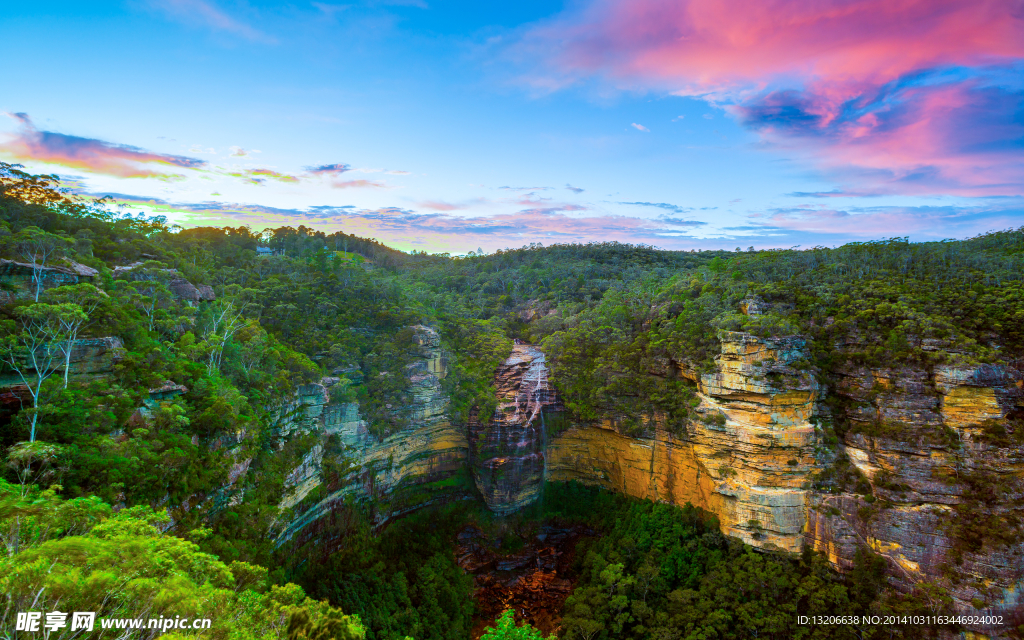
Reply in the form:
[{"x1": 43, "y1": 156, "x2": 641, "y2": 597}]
[
  {"x1": 1, "y1": 113, "x2": 206, "y2": 178},
  {"x1": 516, "y1": 0, "x2": 1024, "y2": 196}
]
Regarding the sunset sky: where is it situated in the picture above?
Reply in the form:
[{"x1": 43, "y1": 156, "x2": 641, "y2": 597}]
[{"x1": 2, "y1": 0, "x2": 1022, "y2": 254}]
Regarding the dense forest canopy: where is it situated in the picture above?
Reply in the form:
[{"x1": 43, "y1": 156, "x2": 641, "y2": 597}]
[{"x1": 1, "y1": 163, "x2": 1022, "y2": 639}]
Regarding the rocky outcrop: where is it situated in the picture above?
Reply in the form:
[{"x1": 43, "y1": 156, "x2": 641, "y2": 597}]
[
  {"x1": 544, "y1": 329, "x2": 1024, "y2": 632},
  {"x1": 112, "y1": 262, "x2": 215, "y2": 303},
  {"x1": 273, "y1": 326, "x2": 470, "y2": 543},
  {"x1": 805, "y1": 362, "x2": 1024, "y2": 632},
  {"x1": 0, "y1": 336, "x2": 123, "y2": 389},
  {"x1": 469, "y1": 344, "x2": 561, "y2": 515},
  {"x1": 0, "y1": 258, "x2": 99, "y2": 303},
  {"x1": 548, "y1": 331, "x2": 818, "y2": 551}
]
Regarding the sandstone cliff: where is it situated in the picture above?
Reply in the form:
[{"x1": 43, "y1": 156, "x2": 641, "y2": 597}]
[
  {"x1": 272, "y1": 325, "x2": 471, "y2": 543},
  {"x1": 806, "y1": 361, "x2": 1024, "y2": 632},
  {"x1": 541, "y1": 328, "x2": 1024, "y2": 634},
  {"x1": 547, "y1": 331, "x2": 818, "y2": 551},
  {"x1": 468, "y1": 344, "x2": 561, "y2": 514}
]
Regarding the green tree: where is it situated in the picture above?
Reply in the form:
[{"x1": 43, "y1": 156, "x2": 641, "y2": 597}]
[
  {"x1": 0, "y1": 303, "x2": 84, "y2": 440},
  {"x1": 481, "y1": 610, "x2": 556, "y2": 640},
  {"x1": 8, "y1": 226, "x2": 72, "y2": 301},
  {"x1": 42, "y1": 283, "x2": 107, "y2": 386}
]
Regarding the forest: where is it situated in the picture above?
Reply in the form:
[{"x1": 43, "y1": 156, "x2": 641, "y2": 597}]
[{"x1": 1, "y1": 162, "x2": 1022, "y2": 639}]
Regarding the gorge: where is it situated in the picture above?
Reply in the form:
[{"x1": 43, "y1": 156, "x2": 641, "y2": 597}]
[
  {"x1": 264, "y1": 322, "x2": 1023, "y2": 638},
  {"x1": 2, "y1": 170, "x2": 1023, "y2": 640}
]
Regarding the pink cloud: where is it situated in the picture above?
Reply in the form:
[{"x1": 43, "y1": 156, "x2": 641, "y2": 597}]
[
  {"x1": 750, "y1": 204, "x2": 1023, "y2": 237},
  {"x1": 331, "y1": 179, "x2": 386, "y2": 189},
  {"x1": 516, "y1": 0, "x2": 1024, "y2": 195},
  {"x1": 0, "y1": 113, "x2": 205, "y2": 178},
  {"x1": 523, "y1": 0, "x2": 1022, "y2": 93},
  {"x1": 418, "y1": 200, "x2": 465, "y2": 211}
]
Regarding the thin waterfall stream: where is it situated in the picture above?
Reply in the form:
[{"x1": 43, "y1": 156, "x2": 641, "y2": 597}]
[{"x1": 469, "y1": 343, "x2": 561, "y2": 515}]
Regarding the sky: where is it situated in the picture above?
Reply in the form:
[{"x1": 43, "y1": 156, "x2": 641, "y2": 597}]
[{"x1": 1, "y1": 0, "x2": 1022, "y2": 254}]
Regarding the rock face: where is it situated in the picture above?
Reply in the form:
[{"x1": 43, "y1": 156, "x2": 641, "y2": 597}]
[
  {"x1": 273, "y1": 326, "x2": 471, "y2": 543},
  {"x1": 548, "y1": 331, "x2": 818, "y2": 551},
  {"x1": 0, "y1": 336, "x2": 123, "y2": 388},
  {"x1": 469, "y1": 344, "x2": 561, "y2": 515},
  {"x1": 544, "y1": 330, "x2": 1024, "y2": 634},
  {"x1": 112, "y1": 263, "x2": 215, "y2": 304},
  {"x1": 0, "y1": 258, "x2": 99, "y2": 303},
  {"x1": 805, "y1": 362, "x2": 1024, "y2": 631}
]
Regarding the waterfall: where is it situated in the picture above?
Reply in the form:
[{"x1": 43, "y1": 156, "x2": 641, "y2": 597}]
[
  {"x1": 471, "y1": 343, "x2": 560, "y2": 515},
  {"x1": 538, "y1": 406, "x2": 547, "y2": 512}
]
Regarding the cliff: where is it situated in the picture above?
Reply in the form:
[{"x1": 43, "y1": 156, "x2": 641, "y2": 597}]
[
  {"x1": 272, "y1": 325, "x2": 471, "y2": 543},
  {"x1": 37, "y1": 321, "x2": 1018, "y2": 633},
  {"x1": 468, "y1": 344, "x2": 561, "y2": 514},
  {"x1": 806, "y1": 361, "x2": 1024, "y2": 630},
  {"x1": 547, "y1": 331, "x2": 818, "y2": 551},
  {"x1": 541, "y1": 330, "x2": 1024, "y2": 633}
]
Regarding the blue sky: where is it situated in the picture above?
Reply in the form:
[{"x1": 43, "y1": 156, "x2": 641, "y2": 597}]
[{"x1": 2, "y1": 0, "x2": 1022, "y2": 253}]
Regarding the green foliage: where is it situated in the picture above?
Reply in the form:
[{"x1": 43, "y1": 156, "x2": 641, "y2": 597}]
[
  {"x1": 0, "y1": 163, "x2": 1016, "y2": 640},
  {"x1": 481, "y1": 610, "x2": 555, "y2": 640},
  {"x1": 287, "y1": 503, "x2": 476, "y2": 640},
  {"x1": 0, "y1": 478, "x2": 365, "y2": 640},
  {"x1": 544, "y1": 482, "x2": 955, "y2": 640}
]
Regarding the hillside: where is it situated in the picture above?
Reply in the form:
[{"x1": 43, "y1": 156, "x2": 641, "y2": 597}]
[{"x1": 1, "y1": 162, "x2": 1022, "y2": 640}]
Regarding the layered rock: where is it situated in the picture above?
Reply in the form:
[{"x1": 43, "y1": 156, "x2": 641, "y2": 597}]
[
  {"x1": 0, "y1": 336, "x2": 123, "y2": 390},
  {"x1": 274, "y1": 326, "x2": 470, "y2": 543},
  {"x1": 469, "y1": 344, "x2": 561, "y2": 515},
  {"x1": 0, "y1": 258, "x2": 99, "y2": 303},
  {"x1": 548, "y1": 331, "x2": 818, "y2": 551},
  {"x1": 806, "y1": 362, "x2": 1024, "y2": 631},
  {"x1": 112, "y1": 262, "x2": 215, "y2": 304},
  {"x1": 543, "y1": 328, "x2": 1024, "y2": 631}
]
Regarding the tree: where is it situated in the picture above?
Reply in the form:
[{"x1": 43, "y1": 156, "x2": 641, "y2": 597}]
[
  {"x1": 287, "y1": 607, "x2": 366, "y2": 640},
  {"x1": 480, "y1": 610, "x2": 555, "y2": 640},
  {"x1": 202, "y1": 300, "x2": 247, "y2": 375},
  {"x1": 42, "y1": 283, "x2": 107, "y2": 386},
  {"x1": 5, "y1": 441, "x2": 67, "y2": 498},
  {"x1": 9, "y1": 226, "x2": 72, "y2": 301},
  {"x1": 0, "y1": 303, "x2": 84, "y2": 441}
]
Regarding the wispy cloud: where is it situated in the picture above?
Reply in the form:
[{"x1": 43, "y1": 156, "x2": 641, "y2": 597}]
[
  {"x1": 95, "y1": 194, "x2": 726, "y2": 251},
  {"x1": 371, "y1": 0, "x2": 429, "y2": 8},
  {"x1": 245, "y1": 168, "x2": 300, "y2": 184},
  {"x1": 312, "y1": 2, "x2": 351, "y2": 18},
  {"x1": 513, "y1": 0, "x2": 1024, "y2": 196},
  {"x1": 331, "y1": 179, "x2": 387, "y2": 189},
  {"x1": 145, "y1": 0, "x2": 274, "y2": 43},
  {"x1": 748, "y1": 202, "x2": 1024, "y2": 237},
  {"x1": 0, "y1": 113, "x2": 206, "y2": 178},
  {"x1": 656, "y1": 216, "x2": 706, "y2": 228},
  {"x1": 352, "y1": 167, "x2": 411, "y2": 175},
  {"x1": 565, "y1": 184, "x2": 584, "y2": 194},
  {"x1": 418, "y1": 199, "x2": 465, "y2": 211},
  {"x1": 631, "y1": 123, "x2": 650, "y2": 132},
  {"x1": 618, "y1": 201, "x2": 691, "y2": 214},
  {"x1": 306, "y1": 163, "x2": 352, "y2": 176}
]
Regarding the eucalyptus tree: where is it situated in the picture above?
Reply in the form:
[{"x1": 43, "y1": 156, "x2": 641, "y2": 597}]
[{"x1": 0, "y1": 303, "x2": 85, "y2": 441}]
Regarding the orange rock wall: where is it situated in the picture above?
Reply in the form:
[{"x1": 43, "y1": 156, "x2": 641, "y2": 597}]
[{"x1": 550, "y1": 332, "x2": 819, "y2": 552}]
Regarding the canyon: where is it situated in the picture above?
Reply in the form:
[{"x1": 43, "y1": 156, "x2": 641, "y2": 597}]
[
  {"x1": 258, "y1": 321, "x2": 1023, "y2": 636},
  {"x1": 15, "y1": 322, "x2": 1023, "y2": 636}
]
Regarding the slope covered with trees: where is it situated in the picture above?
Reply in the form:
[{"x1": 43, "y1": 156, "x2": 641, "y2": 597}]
[{"x1": 1, "y1": 163, "x2": 1021, "y2": 639}]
